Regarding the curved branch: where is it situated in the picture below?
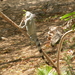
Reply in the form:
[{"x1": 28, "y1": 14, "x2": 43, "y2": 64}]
[{"x1": 57, "y1": 29, "x2": 75, "y2": 74}]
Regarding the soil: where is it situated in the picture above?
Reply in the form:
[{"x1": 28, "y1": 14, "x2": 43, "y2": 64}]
[{"x1": 0, "y1": 0, "x2": 75, "y2": 75}]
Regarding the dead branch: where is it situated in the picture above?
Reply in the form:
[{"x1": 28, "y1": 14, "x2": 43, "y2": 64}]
[
  {"x1": 0, "y1": 11, "x2": 29, "y2": 38},
  {"x1": 42, "y1": 50, "x2": 57, "y2": 68},
  {"x1": 57, "y1": 29, "x2": 75, "y2": 75}
]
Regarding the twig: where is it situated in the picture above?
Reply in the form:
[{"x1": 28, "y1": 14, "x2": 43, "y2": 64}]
[
  {"x1": 42, "y1": 50, "x2": 57, "y2": 69},
  {"x1": 0, "y1": 11, "x2": 29, "y2": 38},
  {"x1": 57, "y1": 29, "x2": 75, "y2": 75}
]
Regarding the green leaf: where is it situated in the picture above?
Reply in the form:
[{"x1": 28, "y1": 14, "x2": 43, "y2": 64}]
[
  {"x1": 23, "y1": 14, "x2": 26, "y2": 16},
  {"x1": 38, "y1": 68, "x2": 45, "y2": 75},
  {"x1": 44, "y1": 66, "x2": 52, "y2": 75},
  {"x1": 60, "y1": 12, "x2": 75, "y2": 20},
  {"x1": 23, "y1": 10, "x2": 26, "y2": 12},
  {"x1": 64, "y1": 17, "x2": 72, "y2": 21},
  {"x1": 37, "y1": 65, "x2": 52, "y2": 75}
]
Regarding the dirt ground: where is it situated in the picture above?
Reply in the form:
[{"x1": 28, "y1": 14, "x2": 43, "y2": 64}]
[
  {"x1": 0, "y1": 0, "x2": 75, "y2": 75},
  {"x1": 0, "y1": 19, "x2": 60, "y2": 75}
]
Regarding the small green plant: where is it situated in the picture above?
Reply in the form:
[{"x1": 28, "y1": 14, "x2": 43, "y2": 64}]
[
  {"x1": 36, "y1": 65, "x2": 65, "y2": 75},
  {"x1": 36, "y1": 65, "x2": 69, "y2": 75},
  {"x1": 60, "y1": 12, "x2": 75, "y2": 30},
  {"x1": 36, "y1": 65, "x2": 53, "y2": 75},
  {"x1": 64, "y1": 54, "x2": 75, "y2": 75},
  {"x1": 61, "y1": 12, "x2": 75, "y2": 74}
]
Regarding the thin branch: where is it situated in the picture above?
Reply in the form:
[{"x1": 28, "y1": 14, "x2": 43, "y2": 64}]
[
  {"x1": 57, "y1": 29, "x2": 75, "y2": 75},
  {"x1": 0, "y1": 11, "x2": 29, "y2": 38},
  {"x1": 42, "y1": 50, "x2": 57, "y2": 69}
]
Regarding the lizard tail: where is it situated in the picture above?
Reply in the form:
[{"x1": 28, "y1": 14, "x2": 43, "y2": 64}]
[{"x1": 35, "y1": 38, "x2": 49, "y2": 65}]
